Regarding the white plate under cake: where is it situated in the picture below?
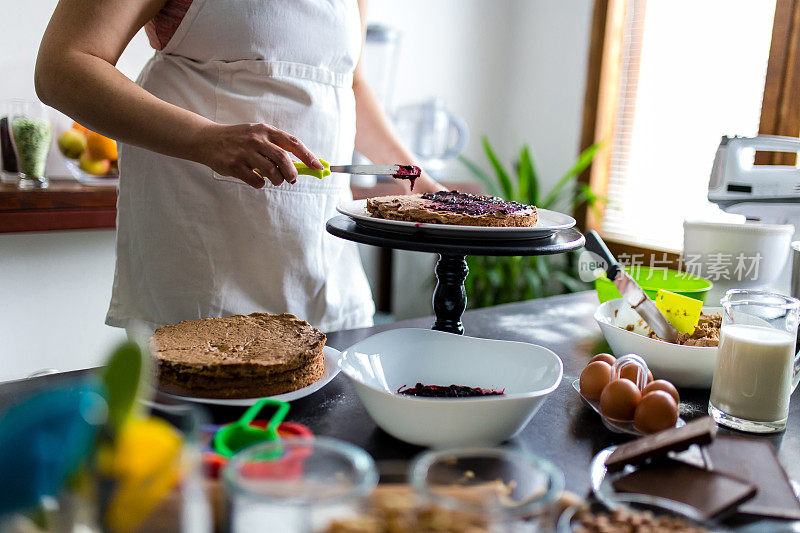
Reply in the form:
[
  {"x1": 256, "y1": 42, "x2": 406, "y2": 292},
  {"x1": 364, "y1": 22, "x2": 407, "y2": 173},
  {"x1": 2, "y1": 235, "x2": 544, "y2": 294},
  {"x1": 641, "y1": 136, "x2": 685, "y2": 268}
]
[{"x1": 337, "y1": 193, "x2": 575, "y2": 240}]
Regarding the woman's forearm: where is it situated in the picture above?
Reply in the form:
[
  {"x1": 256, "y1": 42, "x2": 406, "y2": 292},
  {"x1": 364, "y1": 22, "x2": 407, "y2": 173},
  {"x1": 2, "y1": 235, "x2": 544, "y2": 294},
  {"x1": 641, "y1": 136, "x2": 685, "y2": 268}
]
[
  {"x1": 34, "y1": 0, "x2": 321, "y2": 189},
  {"x1": 34, "y1": 0, "x2": 214, "y2": 163},
  {"x1": 353, "y1": 75, "x2": 444, "y2": 194},
  {"x1": 36, "y1": 48, "x2": 213, "y2": 164}
]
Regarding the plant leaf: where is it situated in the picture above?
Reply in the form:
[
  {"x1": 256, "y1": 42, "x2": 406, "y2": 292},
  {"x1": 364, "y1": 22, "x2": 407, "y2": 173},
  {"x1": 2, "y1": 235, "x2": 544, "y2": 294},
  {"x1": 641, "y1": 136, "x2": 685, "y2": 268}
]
[
  {"x1": 519, "y1": 145, "x2": 539, "y2": 206},
  {"x1": 482, "y1": 136, "x2": 514, "y2": 200},
  {"x1": 458, "y1": 155, "x2": 501, "y2": 197},
  {"x1": 541, "y1": 141, "x2": 602, "y2": 209},
  {"x1": 554, "y1": 270, "x2": 590, "y2": 293},
  {"x1": 517, "y1": 147, "x2": 530, "y2": 204},
  {"x1": 523, "y1": 268, "x2": 543, "y2": 299},
  {"x1": 101, "y1": 341, "x2": 143, "y2": 435},
  {"x1": 575, "y1": 183, "x2": 610, "y2": 219},
  {"x1": 535, "y1": 255, "x2": 550, "y2": 279}
]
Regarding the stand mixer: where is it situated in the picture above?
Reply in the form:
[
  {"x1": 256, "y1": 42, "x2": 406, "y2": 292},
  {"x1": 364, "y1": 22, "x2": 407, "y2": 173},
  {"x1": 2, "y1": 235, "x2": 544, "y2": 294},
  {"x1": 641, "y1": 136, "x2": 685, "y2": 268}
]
[
  {"x1": 707, "y1": 135, "x2": 800, "y2": 293},
  {"x1": 708, "y1": 135, "x2": 800, "y2": 228}
]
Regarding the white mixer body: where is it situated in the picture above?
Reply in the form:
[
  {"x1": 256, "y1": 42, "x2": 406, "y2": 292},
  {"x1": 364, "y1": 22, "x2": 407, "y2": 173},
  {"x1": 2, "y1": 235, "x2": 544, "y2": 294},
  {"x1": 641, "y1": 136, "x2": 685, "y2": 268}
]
[
  {"x1": 707, "y1": 135, "x2": 800, "y2": 295},
  {"x1": 708, "y1": 135, "x2": 800, "y2": 205}
]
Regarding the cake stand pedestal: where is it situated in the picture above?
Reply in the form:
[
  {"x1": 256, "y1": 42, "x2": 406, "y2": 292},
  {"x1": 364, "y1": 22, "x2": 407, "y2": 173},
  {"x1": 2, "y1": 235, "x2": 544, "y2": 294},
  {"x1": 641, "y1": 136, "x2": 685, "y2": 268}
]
[{"x1": 326, "y1": 216, "x2": 585, "y2": 335}]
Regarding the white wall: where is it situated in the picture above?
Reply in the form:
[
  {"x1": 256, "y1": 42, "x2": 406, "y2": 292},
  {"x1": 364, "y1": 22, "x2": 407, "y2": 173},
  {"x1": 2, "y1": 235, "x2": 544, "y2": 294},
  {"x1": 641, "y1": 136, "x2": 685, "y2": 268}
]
[
  {"x1": 0, "y1": 231, "x2": 126, "y2": 381},
  {"x1": 0, "y1": 0, "x2": 153, "y2": 177},
  {"x1": 367, "y1": 0, "x2": 593, "y2": 189}
]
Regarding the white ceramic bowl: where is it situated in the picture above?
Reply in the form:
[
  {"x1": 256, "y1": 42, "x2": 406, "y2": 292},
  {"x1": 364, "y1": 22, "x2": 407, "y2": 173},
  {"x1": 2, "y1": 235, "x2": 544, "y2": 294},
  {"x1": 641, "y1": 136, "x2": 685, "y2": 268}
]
[
  {"x1": 594, "y1": 299, "x2": 721, "y2": 389},
  {"x1": 339, "y1": 329, "x2": 563, "y2": 447}
]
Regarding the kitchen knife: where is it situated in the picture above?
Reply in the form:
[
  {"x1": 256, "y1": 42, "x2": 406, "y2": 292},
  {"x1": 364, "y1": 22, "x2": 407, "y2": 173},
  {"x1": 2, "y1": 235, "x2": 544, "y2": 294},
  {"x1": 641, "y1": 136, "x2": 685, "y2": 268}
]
[{"x1": 584, "y1": 230, "x2": 680, "y2": 343}]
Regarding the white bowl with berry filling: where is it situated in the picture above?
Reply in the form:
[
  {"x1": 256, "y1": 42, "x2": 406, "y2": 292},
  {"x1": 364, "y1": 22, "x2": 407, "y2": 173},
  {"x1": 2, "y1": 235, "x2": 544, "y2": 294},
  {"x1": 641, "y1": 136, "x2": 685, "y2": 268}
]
[{"x1": 338, "y1": 328, "x2": 563, "y2": 447}]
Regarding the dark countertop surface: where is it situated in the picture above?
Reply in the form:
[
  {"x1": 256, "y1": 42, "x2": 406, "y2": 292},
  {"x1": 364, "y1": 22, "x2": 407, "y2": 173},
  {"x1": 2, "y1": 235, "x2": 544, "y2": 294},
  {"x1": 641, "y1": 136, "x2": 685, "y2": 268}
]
[{"x1": 2, "y1": 290, "x2": 798, "y2": 527}]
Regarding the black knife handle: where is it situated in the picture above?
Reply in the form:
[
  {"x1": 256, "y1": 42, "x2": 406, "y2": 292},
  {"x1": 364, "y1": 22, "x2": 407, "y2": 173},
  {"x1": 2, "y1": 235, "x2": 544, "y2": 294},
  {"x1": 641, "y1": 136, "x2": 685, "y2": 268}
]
[{"x1": 584, "y1": 230, "x2": 621, "y2": 280}]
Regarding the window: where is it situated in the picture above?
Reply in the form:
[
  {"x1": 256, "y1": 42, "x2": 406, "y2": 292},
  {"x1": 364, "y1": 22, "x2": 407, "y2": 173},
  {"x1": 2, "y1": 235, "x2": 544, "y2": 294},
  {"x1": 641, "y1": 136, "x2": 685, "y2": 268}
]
[{"x1": 580, "y1": 0, "x2": 789, "y2": 256}]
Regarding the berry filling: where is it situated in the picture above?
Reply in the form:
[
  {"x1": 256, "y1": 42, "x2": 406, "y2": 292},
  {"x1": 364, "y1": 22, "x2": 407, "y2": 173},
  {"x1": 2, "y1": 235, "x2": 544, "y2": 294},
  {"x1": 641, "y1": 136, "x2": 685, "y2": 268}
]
[{"x1": 396, "y1": 382, "x2": 505, "y2": 398}]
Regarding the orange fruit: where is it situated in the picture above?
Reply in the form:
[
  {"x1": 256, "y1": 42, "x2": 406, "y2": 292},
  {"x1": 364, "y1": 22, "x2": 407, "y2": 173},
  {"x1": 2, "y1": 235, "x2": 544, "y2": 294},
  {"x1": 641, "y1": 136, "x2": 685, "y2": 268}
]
[
  {"x1": 72, "y1": 121, "x2": 91, "y2": 135},
  {"x1": 86, "y1": 132, "x2": 118, "y2": 161}
]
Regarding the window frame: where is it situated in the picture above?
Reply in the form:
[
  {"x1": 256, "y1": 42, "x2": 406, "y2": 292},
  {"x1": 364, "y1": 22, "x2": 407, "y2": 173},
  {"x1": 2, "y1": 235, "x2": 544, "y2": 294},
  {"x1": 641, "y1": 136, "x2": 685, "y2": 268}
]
[{"x1": 576, "y1": 0, "x2": 796, "y2": 266}]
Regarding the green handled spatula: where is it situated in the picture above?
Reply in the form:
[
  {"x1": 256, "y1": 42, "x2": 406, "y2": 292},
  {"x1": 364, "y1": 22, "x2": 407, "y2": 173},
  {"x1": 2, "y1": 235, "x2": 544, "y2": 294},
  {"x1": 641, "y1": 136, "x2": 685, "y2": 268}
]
[{"x1": 293, "y1": 161, "x2": 421, "y2": 180}]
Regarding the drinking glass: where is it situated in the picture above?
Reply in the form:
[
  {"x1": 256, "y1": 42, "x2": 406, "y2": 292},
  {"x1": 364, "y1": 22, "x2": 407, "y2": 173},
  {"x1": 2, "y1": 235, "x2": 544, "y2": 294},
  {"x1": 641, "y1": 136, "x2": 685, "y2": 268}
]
[
  {"x1": 409, "y1": 446, "x2": 565, "y2": 532},
  {"x1": 8, "y1": 100, "x2": 52, "y2": 189},
  {"x1": 224, "y1": 437, "x2": 378, "y2": 533},
  {"x1": 1, "y1": 100, "x2": 20, "y2": 183},
  {"x1": 709, "y1": 289, "x2": 800, "y2": 433}
]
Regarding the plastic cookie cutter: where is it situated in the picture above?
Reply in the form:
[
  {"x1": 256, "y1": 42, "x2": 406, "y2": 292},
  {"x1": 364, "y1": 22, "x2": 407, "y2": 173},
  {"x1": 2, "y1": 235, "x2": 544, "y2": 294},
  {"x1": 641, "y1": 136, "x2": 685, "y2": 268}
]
[{"x1": 213, "y1": 398, "x2": 290, "y2": 458}]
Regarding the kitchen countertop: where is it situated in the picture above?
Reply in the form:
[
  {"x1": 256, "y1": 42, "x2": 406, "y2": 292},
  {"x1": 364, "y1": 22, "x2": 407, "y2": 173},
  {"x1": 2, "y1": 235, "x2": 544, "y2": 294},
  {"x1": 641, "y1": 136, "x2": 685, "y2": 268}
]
[
  {"x1": 295, "y1": 292, "x2": 800, "y2": 496},
  {"x1": 2, "y1": 291, "x2": 798, "y2": 527}
]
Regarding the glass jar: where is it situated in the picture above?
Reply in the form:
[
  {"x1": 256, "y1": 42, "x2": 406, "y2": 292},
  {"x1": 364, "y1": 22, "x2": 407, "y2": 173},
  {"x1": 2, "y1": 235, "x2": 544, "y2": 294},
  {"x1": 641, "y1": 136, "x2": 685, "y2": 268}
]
[
  {"x1": 224, "y1": 437, "x2": 378, "y2": 533},
  {"x1": 410, "y1": 446, "x2": 565, "y2": 532},
  {"x1": 8, "y1": 100, "x2": 53, "y2": 189}
]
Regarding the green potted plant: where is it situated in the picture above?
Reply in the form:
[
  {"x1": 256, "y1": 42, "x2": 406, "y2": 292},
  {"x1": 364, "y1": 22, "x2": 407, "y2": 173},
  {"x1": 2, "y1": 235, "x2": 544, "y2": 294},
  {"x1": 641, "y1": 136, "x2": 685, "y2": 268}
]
[{"x1": 459, "y1": 137, "x2": 603, "y2": 308}]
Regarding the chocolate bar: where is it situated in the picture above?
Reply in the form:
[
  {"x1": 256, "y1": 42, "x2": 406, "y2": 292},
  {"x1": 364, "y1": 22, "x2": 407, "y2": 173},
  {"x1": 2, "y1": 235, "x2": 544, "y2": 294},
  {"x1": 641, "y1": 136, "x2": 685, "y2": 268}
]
[
  {"x1": 612, "y1": 459, "x2": 757, "y2": 521},
  {"x1": 605, "y1": 417, "x2": 717, "y2": 472},
  {"x1": 690, "y1": 436, "x2": 800, "y2": 520}
]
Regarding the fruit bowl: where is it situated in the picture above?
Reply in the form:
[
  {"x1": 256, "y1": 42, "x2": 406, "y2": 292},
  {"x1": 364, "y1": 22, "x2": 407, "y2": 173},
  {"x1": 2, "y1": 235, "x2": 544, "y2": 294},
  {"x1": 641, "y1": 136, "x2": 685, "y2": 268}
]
[
  {"x1": 56, "y1": 123, "x2": 118, "y2": 186},
  {"x1": 63, "y1": 158, "x2": 118, "y2": 186}
]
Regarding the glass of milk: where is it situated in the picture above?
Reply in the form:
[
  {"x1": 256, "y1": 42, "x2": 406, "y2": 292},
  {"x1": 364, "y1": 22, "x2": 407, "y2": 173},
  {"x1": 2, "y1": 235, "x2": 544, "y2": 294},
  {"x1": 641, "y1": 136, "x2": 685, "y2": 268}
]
[{"x1": 709, "y1": 289, "x2": 800, "y2": 433}]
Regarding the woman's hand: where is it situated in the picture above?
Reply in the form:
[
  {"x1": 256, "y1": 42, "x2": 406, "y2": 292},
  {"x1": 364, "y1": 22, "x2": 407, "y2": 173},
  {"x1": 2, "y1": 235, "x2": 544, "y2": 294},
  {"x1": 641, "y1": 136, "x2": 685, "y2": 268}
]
[{"x1": 195, "y1": 123, "x2": 323, "y2": 188}]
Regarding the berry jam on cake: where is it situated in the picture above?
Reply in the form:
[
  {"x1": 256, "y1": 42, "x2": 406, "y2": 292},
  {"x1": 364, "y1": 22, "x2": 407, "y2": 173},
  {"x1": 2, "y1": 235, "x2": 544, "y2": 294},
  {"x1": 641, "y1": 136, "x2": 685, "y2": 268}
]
[
  {"x1": 366, "y1": 190, "x2": 537, "y2": 227},
  {"x1": 420, "y1": 190, "x2": 529, "y2": 216},
  {"x1": 397, "y1": 382, "x2": 505, "y2": 398}
]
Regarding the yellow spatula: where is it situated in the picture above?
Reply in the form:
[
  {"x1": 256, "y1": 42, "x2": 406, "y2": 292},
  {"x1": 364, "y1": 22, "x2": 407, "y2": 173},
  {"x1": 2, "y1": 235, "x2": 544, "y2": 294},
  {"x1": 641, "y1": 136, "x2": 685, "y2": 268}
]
[{"x1": 654, "y1": 289, "x2": 704, "y2": 334}]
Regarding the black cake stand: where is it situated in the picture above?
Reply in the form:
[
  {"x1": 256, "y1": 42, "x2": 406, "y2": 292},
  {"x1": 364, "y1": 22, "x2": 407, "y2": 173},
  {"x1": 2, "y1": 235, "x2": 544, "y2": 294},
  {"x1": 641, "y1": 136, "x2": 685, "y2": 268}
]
[{"x1": 326, "y1": 215, "x2": 585, "y2": 335}]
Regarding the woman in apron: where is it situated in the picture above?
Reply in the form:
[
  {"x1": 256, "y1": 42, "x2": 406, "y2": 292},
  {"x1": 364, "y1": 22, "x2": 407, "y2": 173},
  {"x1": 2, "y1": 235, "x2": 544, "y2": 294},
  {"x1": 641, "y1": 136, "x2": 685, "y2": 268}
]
[{"x1": 36, "y1": 0, "x2": 442, "y2": 332}]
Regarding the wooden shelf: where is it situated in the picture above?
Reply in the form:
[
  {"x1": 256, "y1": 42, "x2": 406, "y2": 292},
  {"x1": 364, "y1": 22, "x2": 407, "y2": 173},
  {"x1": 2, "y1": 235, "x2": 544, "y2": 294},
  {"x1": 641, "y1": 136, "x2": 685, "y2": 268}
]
[
  {"x1": 0, "y1": 179, "x2": 481, "y2": 233},
  {"x1": 0, "y1": 179, "x2": 117, "y2": 233}
]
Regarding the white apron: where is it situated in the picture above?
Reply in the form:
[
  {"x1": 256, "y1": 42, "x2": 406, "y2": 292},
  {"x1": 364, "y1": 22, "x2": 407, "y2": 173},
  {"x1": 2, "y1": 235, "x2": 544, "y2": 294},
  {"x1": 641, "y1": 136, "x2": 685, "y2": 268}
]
[{"x1": 106, "y1": 0, "x2": 375, "y2": 332}]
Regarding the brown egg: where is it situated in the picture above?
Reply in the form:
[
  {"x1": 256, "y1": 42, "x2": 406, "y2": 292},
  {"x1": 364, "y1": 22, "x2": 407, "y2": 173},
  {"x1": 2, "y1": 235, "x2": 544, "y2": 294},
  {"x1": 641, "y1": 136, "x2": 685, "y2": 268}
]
[
  {"x1": 642, "y1": 379, "x2": 680, "y2": 404},
  {"x1": 590, "y1": 353, "x2": 616, "y2": 365},
  {"x1": 619, "y1": 364, "x2": 654, "y2": 386},
  {"x1": 634, "y1": 390, "x2": 679, "y2": 434},
  {"x1": 580, "y1": 361, "x2": 612, "y2": 399},
  {"x1": 600, "y1": 378, "x2": 641, "y2": 421}
]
